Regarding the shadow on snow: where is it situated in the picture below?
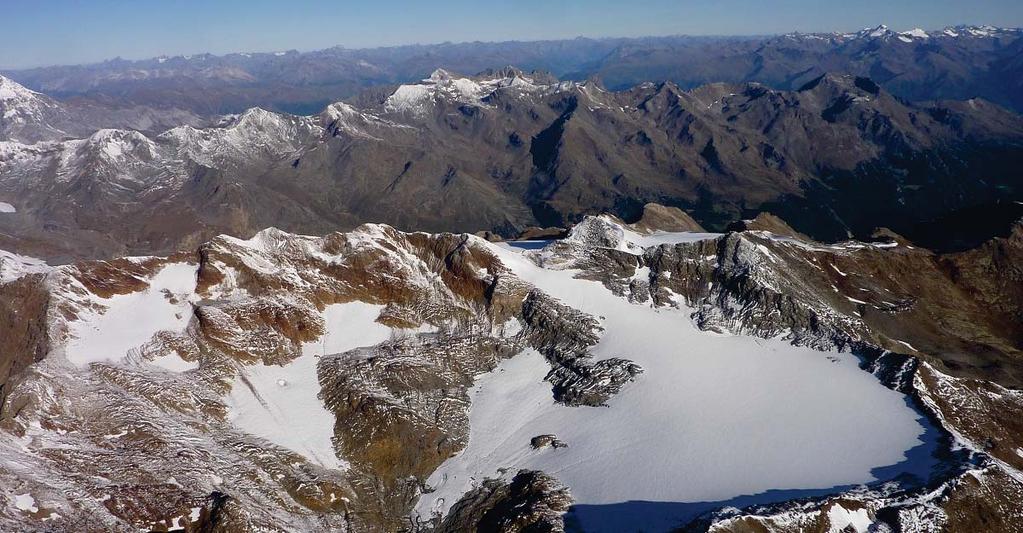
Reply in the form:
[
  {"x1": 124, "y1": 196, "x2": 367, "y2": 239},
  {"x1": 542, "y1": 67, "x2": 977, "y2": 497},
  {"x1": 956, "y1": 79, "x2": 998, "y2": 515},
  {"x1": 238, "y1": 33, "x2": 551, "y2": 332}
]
[{"x1": 565, "y1": 399, "x2": 964, "y2": 533}]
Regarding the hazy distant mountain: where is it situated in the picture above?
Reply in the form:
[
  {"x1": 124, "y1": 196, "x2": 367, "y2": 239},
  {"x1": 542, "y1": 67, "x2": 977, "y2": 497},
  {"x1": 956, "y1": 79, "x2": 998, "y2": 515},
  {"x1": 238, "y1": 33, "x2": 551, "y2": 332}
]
[
  {"x1": 0, "y1": 75, "x2": 206, "y2": 143},
  {"x1": 4, "y1": 25, "x2": 1021, "y2": 116},
  {"x1": 2, "y1": 68, "x2": 1020, "y2": 261}
]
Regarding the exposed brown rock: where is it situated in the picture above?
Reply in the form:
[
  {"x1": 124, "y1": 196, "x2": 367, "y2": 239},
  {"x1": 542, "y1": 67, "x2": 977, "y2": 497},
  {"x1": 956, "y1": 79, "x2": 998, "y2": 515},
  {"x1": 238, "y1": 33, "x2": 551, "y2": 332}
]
[
  {"x1": 915, "y1": 363, "x2": 1023, "y2": 472},
  {"x1": 318, "y1": 333, "x2": 520, "y2": 530},
  {"x1": 476, "y1": 230, "x2": 504, "y2": 242},
  {"x1": 727, "y1": 213, "x2": 811, "y2": 241},
  {"x1": 629, "y1": 203, "x2": 705, "y2": 233},
  {"x1": 7, "y1": 70, "x2": 1021, "y2": 263},
  {"x1": 517, "y1": 227, "x2": 569, "y2": 241},
  {"x1": 4, "y1": 215, "x2": 1023, "y2": 532},
  {"x1": 433, "y1": 470, "x2": 572, "y2": 533},
  {"x1": 0, "y1": 274, "x2": 50, "y2": 420},
  {"x1": 870, "y1": 227, "x2": 913, "y2": 246},
  {"x1": 940, "y1": 467, "x2": 1023, "y2": 533}
]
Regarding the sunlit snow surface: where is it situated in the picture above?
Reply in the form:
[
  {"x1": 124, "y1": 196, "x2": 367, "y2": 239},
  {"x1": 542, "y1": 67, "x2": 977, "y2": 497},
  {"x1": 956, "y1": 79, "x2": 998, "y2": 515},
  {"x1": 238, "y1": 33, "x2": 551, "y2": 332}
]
[
  {"x1": 0, "y1": 249, "x2": 49, "y2": 282},
  {"x1": 65, "y1": 262, "x2": 197, "y2": 366},
  {"x1": 225, "y1": 302, "x2": 394, "y2": 470},
  {"x1": 416, "y1": 239, "x2": 934, "y2": 532}
]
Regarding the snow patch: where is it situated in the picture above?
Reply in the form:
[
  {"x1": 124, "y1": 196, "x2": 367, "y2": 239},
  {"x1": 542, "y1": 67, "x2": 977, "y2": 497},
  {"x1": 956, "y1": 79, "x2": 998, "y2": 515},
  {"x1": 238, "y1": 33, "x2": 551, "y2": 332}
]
[
  {"x1": 896, "y1": 340, "x2": 918, "y2": 352},
  {"x1": 0, "y1": 202, "x2": 15, "y2": 213},
  {"x1": 0, "y1": 249, "x2": 50, "y2": 283},
  {"x1": 416, "y1": 242, "x2": 930, "y2": 532},
  {"x1": 385, "y1": 84, "x2": 433, "y2": 114},
  {"x1": 65, "y1": 262, "x2": 197, "y2": 366},
  {"x1": 827, "y1": 504, "x2": 872, "y2": 532},
  {"x1": 899, "y1": 28, "x2": 930, "y2": 39},
  {"x1": 14, "y1": 493, "x2": 38, "y2": 513},
  {"x1": 226, "y1": 302, "x2": 394, "y2": 470},
  {"x1": 151, "y1": 352, "x2": 199, "y2": 372}
]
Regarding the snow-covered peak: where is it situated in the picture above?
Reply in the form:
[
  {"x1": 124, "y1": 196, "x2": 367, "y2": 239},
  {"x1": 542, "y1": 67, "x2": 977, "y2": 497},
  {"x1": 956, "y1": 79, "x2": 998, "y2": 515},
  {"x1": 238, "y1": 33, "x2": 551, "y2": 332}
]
[
  {"x1": 965, "y1": 25, "x2": 1014, "y2": 37},
  {"x1": 0, "y1": 75, "x2": 61, "y2": 134},
  {"x1": 384, "y1": 71, "x2": 486, "y2": 115},
  {"x1": 543, "y1": 215, "x2": 719, "y2": 266},
  {"x1": 898, "y1": 28, "x2": 930, "y2": 41},
  {"x1": 938, "y1": 25, "x2": 1020, "y2": 38},
  {"x1": 161, "y1": 107, "x2": 317, "y2": 167},
  {"x1": 320, "y1": 101, "x2": 361, "y2": 125},
  {"x1": 82, "y1": 128, "x2": 156, "y2": 162},
  {"x1": 384, "y1": 84, "x2": 434, "y2": 114},
  {"x1": 234, "y1": 107, "x2": 284, "y2": 128},
  {"x1": 788, "y1": 24, "x2": 1020, "y2": 44},
  {"x1": 384, "y1": 68, "x2": 555, "y2": 116},
  {"x1": 318, "y1": 101, "x2": 406, "y2": 139},
  {"x1": 0, "y1": 75, "x2": 42, "y2": 102},
  {"x1": 858, "y1": 24, "x2": 892, "y2": 39},
  {"x1": 428, "y1": 68, "x2": 454, "y2": 82}
]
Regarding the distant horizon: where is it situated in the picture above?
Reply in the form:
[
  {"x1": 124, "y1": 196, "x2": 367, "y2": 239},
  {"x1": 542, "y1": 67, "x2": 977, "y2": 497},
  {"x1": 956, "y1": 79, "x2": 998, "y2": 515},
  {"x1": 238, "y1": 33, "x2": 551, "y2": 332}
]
[
  {"x1": 3, "y1": 0, "x2": 1022, "y2": 70},
  {"x1": 3, "y1": 21, "x2": 1021, "y2": 72}
]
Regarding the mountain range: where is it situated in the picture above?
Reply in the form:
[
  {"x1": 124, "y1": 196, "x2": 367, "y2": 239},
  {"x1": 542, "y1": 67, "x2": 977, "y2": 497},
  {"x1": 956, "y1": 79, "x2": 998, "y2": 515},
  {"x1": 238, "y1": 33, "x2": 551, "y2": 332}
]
[
  {"x1": 2, "y1": 23, "x2": 1023, "y2": 532},
  {"x1": 4, "y1": 25, "x2": 1022, "y2": 116},
  {"x1": 1, "y1": 65, "x2": 1021, "y2": 262}
]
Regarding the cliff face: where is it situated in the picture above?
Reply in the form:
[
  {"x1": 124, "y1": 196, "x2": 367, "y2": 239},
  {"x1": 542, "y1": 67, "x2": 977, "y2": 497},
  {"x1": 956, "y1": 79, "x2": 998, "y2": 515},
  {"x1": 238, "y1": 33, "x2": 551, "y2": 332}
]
[{"x1": 0, "y1": 274, "x2": 49, "y2": 416}]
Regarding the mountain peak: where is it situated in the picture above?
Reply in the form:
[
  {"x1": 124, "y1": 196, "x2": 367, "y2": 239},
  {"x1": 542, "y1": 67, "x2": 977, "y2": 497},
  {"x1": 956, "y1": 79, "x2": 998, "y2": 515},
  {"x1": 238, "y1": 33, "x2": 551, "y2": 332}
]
[
  {"x1": 82, "y1": 128, "x2": 156, "y2": 161},
  {"x1": 428, "y1": 68, "x2": 456, "y2": 82},
  {"x1": 856, "y1": 24, "x2": 893, "y2": 39},
  {"x1": 384, "y1": 66, "x2": 563, "y2": 115},
  {"x1": 798, "y1": 72, "x2": 882, "y2": 96},
  {"x1": 0, "y1": 75, "x2": 41, "y2": 102}
]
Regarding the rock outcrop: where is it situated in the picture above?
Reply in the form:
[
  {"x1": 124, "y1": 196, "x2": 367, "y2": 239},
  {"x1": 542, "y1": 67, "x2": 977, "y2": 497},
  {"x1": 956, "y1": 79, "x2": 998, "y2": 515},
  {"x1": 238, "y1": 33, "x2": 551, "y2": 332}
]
[
  {"x1": 629, "y1": 203, "x2": 705, "y2": 233},
  {"x1": 433, "y1": 470, "x2": 572, "y2": 533}
]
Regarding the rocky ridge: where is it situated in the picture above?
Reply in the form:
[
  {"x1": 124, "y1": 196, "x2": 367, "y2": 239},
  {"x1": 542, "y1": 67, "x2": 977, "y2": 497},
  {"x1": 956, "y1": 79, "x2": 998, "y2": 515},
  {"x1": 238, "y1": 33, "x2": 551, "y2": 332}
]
[
  {"x1": 0, "y1": 209, "x2": 1021, "y2": 531},
  {"x1": 2, "y1": 69, "x2": 1022, "y2": 262}
]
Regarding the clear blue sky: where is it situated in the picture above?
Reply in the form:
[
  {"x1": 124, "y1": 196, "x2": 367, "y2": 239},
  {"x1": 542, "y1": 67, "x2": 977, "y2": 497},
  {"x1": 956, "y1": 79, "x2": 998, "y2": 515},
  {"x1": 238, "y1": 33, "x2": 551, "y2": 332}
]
[{"x1": 3, "y1": 0, "x2": 1022, "y2": 69}]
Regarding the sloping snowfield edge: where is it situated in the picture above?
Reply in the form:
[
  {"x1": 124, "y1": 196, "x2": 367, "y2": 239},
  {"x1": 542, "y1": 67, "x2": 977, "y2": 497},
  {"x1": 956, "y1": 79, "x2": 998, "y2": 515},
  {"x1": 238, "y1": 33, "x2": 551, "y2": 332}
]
[{"x1": 414, "y1": 238, "x2": 936, "y2": 532}]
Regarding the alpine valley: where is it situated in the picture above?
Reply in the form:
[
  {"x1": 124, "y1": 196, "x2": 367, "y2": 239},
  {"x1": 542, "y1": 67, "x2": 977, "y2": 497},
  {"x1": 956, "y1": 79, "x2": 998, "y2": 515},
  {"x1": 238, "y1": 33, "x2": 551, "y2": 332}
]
[{"x1": 1, "y1": 23, "x2": 1022, "y2": 533}]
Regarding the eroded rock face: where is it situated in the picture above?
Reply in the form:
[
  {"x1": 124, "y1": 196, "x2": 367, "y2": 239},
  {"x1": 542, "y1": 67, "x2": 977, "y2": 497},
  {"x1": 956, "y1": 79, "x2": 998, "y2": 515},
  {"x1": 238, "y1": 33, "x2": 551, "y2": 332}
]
[
  {"x1": 318, "y1": 333, "x2": 521, "y2": 530},
  {"x1": 519, "y1": 290, "x2": 642, "y2": 406},
  {"x1": 0, "y1": 274, "x2": 49, "y2": 414},
  {"x1": 0, "y1": 221, "x2": 644, "y2": 531},
  {"x1": 547, "y1": 215, "x2": 1023, "y2": 388},
  {"x1": 629, "y1": 203, "x2": 706, "y2": 234},
  {"x1": 433, "y1": 470, "x2": 573, "y2": 533}
]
